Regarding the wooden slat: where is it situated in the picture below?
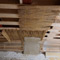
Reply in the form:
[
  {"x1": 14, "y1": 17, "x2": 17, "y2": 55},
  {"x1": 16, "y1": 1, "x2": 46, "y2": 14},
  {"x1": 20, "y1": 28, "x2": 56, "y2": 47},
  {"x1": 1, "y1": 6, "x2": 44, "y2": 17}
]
[
  {"x1": 0, "y1": 21, "x2": 19, "y2": 25},
  {"x1": 2, "y1": 30, "x2": 11, "y2": 42},
  {"x1": 0, "y1": 28, "x2": 49, "y2": 31},
  {"x1": 0, "y1": 13, "x2": 19, "y2": 18},
  {"x1": 0, "y1": 42, "x2": 22, "y2": 46},
  {"x1": 0, "y1": 39, "x2": 7, "y2": 42},
  {"x1": 0, "y1": 49, "x2": 23, "y2": 52},
  {"x1": 1, "y1": 29, "x2": 46, "y2": 41},
  {"x1": 0, "y1": 4, "x2": 18, "y2": 9},
  {"x1": 47, "y1": 48, "x2": 60, "y2": 52},
  {"x1": 0, "y1": 28, "x2": 19, "y2": 30},
  {"x1": 44, "y1": 44, "x2": 60, "y2": 47},
  {"x1": 0, "y1": 42, "x2": 23, "y2": 51},
  {"x1": 19, "y1": 28, "x2": 50, "y2": 31},
  {"x1": 19, "y1": 6, "x2": 56, "y2": 31},
  {"x1": 19, "y1": 19, "x2": 52, "y2": 28},
  {"x1": 0, "y1": 36, "x2": 5, "y2": 38}
]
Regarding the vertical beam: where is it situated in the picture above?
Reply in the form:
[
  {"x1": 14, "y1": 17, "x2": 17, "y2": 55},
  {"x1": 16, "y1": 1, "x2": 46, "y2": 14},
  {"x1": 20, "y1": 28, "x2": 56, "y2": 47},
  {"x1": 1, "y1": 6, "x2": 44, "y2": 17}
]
[{"x1": 19, "y1": 0, "x2": 23, "y2": 4}]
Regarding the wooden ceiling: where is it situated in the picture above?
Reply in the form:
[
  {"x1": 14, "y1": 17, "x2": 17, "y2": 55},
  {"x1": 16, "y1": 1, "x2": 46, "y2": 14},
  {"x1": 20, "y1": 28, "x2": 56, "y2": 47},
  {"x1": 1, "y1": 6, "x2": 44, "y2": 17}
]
[{"x1": 0, "y1": 0, "x2": 60, "y2": 52}]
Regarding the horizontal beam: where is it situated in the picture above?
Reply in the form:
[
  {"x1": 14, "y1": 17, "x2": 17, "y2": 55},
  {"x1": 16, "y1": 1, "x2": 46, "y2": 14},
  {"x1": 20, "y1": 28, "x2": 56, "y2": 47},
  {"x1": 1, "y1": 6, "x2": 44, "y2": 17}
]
[
  {"x1": 41, "y1": 50, "x2": 60, "y2": 52},
  {"x1": 0, "y1": 28, "x2": 48, "y2": 31},
  {"x1": 0, "y1": 49, "x2": 23, "y2": 52},
  {"x1": 44, "y1": 44, "x2": 60, "y2": 47},
  {"x1": 0, "y1": 42, "x2": 21, "y2": 45},
  {"x1": 0, "y1": 13, "x2": 19, "y2": 18},
  {"x1": 0, "y1": 39, "x2": 7, "y2": 42},
  {"x1": 0, "y1": 36, "x2": 4, "y2": 38},
  {"x1": 0, "y1": 28, "x2": 19, "y2": 30},
  {"x1": 0, "y1": 4, "x2": 19, "y2": 9},
  {"x1": 0, "y1": 21, "x2": 19, "y2": 25},
  {"x1": 19, "y1": 28, "x2": 49, "y2": 31}
]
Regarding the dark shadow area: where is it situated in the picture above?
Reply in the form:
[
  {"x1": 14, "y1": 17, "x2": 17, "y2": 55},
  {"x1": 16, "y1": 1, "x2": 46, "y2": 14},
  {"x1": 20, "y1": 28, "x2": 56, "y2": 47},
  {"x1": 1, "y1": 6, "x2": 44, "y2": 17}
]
[
  {"x1": 0, "y1": 0, "x2": 19, "y2": 4},
  {"x1": 0, "y1": 0, "x2": 60, "y2": 5},
  {"x1": 32, "y1": 0, "x2": 60, "y2": 5}
]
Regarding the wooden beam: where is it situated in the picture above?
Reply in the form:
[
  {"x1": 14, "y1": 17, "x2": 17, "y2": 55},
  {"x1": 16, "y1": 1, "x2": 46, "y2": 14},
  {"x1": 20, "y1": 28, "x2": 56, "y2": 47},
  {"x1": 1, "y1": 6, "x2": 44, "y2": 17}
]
[
  {"x1": 0, "y1": 13, "x2": 19, "y2": 18},
  {"x1": 0, "y1": 36, "x2": 5, "y2": 38},
  {"x1": 44, "y1": 44, "x2": 60, "y2": 47},
  {"x1": 46, "y1": 48, "x2": 60, "y2": 52},
  {"x1": 0, "y1": 28, "x2": 49, "y2": 31},
  {"x1": 0, "y1": 28, "x2": 19, "y2": 30},
  {"x1": 0, "y1": 42, "x2": 23, "y2": 52},
  {"x1": 19, "y1": 28, "x2": 49, "y2": 31},
  {"x1": 0, "y1": 4, "x2": 18, "y2": 9},
  {"x1": 0, "y1": 49, "x2": 23, "y2": 52},
  {"x1": 0, "y1": 39, "x2": 7, "y2": 42},
  {"x1": 0, "y1": 42, "x2": 21, "y2": 45},
  {"x1": 41, "y1": 50, "x2": 60, "y2": 52},
  {"x1": 0, "y1": 21, "x2": 19, "y2": 25},
  {"x1": 2, "y1": 30, "x2": 11, "y2": 42}
]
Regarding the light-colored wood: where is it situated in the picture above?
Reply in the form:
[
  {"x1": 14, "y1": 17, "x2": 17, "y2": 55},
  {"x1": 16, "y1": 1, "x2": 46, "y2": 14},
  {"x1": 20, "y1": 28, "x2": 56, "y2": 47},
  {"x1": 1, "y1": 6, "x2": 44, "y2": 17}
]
[
  {"x1": 0, "y1": 4, "x2": 18, "y2": 9},
  {"x1": 2, "y1": 30, "x2": 11, "y2": 42},
  {"x1": 0, "y1": 49, "x2": 23, "y2": 52},
  {"x1": 19, "y1": 6, "x2": 56, "y2": 37},
  {"x1": 0, "y1": 42, "x2": 23, "y2": 51},
  {"x1": 44, "y1": 44, "x2": 60, "y2": 47},
  {"x1": 0, "y1": 13, "x2": 19, "y2": 18},
  {"x1": 46, "y1": 52, "x2": 60, "y2": 60},
  {"x1": 0, "y1": 28, "x2": 19, "y2": 30},
  {"x1": 0, "y1": 21, "x2": 19, "y2": 25}
]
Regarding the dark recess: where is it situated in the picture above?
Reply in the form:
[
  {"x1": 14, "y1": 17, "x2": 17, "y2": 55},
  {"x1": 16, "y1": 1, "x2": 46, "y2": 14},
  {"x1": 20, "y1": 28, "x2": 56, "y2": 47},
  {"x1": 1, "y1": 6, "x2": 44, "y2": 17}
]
[
  {"x1": 45, "y1": 35, "x2": 48, "y2": 37},
  {"x1": 50, "y1": 26, "x2": 53, "y2": 29},
  {"x1": 32, "y1": 0, "x2": 60, "y2": 5},
  {"x1": 2, "y1": 25, "x2": 19, "y2": 28},
  {"x1": 46, "y1": 31, "x2": 50, "y2": 33}
]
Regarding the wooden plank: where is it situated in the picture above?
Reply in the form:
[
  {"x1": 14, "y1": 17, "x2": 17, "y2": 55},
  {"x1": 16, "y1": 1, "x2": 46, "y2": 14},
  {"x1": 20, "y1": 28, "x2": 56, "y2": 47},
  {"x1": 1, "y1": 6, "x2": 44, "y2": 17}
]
[
  {"x1": 19, "y1": 19, "x2": 52, "y2": 28},
  {"x1": 0, "y1": 21, "x2": 19, "y2": 25},
  {"x1": 19, "y1": 28, "x2": 49, "y2": 31},
  {"x1": 2, "y1": 30, "x2": 11, "y2": 42},
  {"x1": 0, "y1": 4, "x2": 18, "y2": 9},
  {"x1": 0, "y1": 42, "x2": 21, "y2": 45},
  {"x1": 5, "y1": 29, "x2": 20, "y2": 41},
  {"x1": 0, "y1": 27, "x2": 49, "y2": 31},
  {"x1": 44, "y1": 41, "x2": 60, "y2": 44},
  {"x1": 0, "y1": 28, "x2": 19, "y2": 30},
  {"x1": 0, "y1": 36, "x2": 5, "y2": 38},
  {"x1": 44, "y1": 44, "x2": 60, "y2": 47},
  {"x1": 1, "y1": 29, "x2": 46, "y2": 42},
  {"x1": 0, "y1": 49, "x2": 23, "y2": 52},
  {"x1": 44, "y1": 47, "x2": 60, "y2": 52},
  {"x1": 0, "y1": 42, "x2": 23, "y2": 51},
  {"x1": 19, "y1": 6, "x2": 55, "y2": 31},
  {"x1": 0, "y1": 39, "x2": 7, "y2": 42},
  {"x1": 0, "y1": 13, "x2": 19, "y2": 18}
]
